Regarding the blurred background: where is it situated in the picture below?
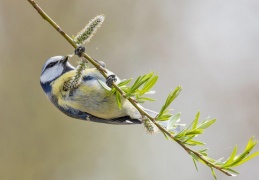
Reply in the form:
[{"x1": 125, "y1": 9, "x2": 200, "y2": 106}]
[{"x1": 1, "y1": 0, "x2": 259, "y2": 179}]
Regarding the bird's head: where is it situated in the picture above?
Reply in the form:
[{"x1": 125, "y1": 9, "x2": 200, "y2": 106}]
[{"x1": 40, "y1": 56, "x2": 74, "y2": 94}]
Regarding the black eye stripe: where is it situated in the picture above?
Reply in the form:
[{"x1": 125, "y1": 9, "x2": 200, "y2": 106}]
[{"x1": 46, "y1": 61, "x2": 58, "y2": 69}]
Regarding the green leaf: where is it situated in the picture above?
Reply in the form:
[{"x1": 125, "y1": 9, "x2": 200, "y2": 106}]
[
  {"x1": 136, "y1": 96, "x2": 156, "y2": 103},
  {"x1": 164, "y1": 87, "x2": 182, "y2": 109},
  {"x1": 235, "y1": 151, "x2": 259, "y2": 166},
  {"x1": 162, "y1": 131, "x2": 170, "y2": 140},
  {"x1": 197, "y1": 119, "x2": 216, "y2": 129},
  {"x1": 184, "y1": 129, "x2": 204, "y2": 136},
  {"x1": 120, "y1": 86, "x2": 130, "y2": 94},
  {"x1": 107, "y1": 88, "x2": 116, "y2": 96},
  {"x1": 223, "y1": 137, "x2": 258, "y2": 168},
  {"x1": 166, "y1": 112, "x2": 181, "y2": 130},
  {"x1": 128, "y1": 72, "x2": 154, "y2": 95},
  {"x1": 157, "y1": 86, "x2": 182, "y2": 119},
  {"x1": 198, "y1": 148, "x2": 208, "y2": 156},
  {"x1": 192, "y1": 111, "x2": 200, "y2": 129},
  {"x1": 193, "y1": 158, "x2": 198, "y2": 171},
  {"x1": 175, "y1": 130, "x2": 186, "y2": 139},
  {"x1": 210, "y1": 167, "x2": 217, "y2": 180},
  {"x1": 231, "y1": 137, "x2": 259, "y2": 167},
  {"x1": 156, "y1": 114, "x2": 172, "y2": 121},
  {"x1": 190, "y1": 152, "x2": 199, "y2": 161},
  {"x1": 224, "y1": 145, "x2": 237, "y2": 167},
  {"x1": 115, "y1": 91, "x2": 122, "y2": 109},
  {"x1": 139, "y1": 75, "x2": 158, "y2": 96},
  {"x1": 223, "y1": 168, "x2": 239, "y2": 175},
  {"x1": 118, "y1": 78, "x2": 132, "y2": 87},
  {"x1": 97, "y1": 79, "x2": 111, "y2": 91},
  {"x1": 245, "y1": 137, "x2": 256, "y2": 150},
  {"x1": 198, "y1": 148, "x2": 208, "y2": 153},
  {"x1": 185, "y1": 140, "x2": 205, "y2": 146},
  {"x1": 199, "y1": 155, "x2": 217, "y2": 164}
]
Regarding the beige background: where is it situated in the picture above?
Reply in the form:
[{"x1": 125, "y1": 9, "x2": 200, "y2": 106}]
[{"x1": 1, "y1": 0, "x2": 259, "y2": 179}]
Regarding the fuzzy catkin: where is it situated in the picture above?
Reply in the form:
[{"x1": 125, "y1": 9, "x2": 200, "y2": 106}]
[
  {"x1": 74, "y1": 15, "x2": 105, "y2": 45},
  {"x1": 63, "y1": 59, "x2": 88, "y2": 91},
  {"x1": 143, "y1": 118, "x2": 159, "y2": 134}
]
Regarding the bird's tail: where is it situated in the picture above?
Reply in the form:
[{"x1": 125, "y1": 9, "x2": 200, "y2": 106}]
[{"x1": 143, "y1": 108, "x2": 158, "y2": 118}]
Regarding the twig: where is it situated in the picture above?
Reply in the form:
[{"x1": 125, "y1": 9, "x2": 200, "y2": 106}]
[{"x1": 27, "y1": 0, "x2": 233, "y2": 176}]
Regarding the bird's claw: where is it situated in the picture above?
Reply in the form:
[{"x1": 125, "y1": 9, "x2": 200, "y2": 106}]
[
  {"x1": 106, "y1": 75, "x2": 117, "y2": 87},
  {"x1": 75, "y1": 46, "x2": 86, "y2": 57}
]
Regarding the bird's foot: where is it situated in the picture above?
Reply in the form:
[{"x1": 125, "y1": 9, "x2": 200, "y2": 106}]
[
  {"x1": 106, "y1": 74, "x2": 117, "y2": 87},
  {"x1": 74, "y1": 46, "x2": 86, "y2": 57}
]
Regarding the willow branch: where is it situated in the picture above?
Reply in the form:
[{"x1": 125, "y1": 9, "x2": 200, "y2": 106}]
[{"x1": 28, "y1": 0, "x2": 232, "y2": 176}]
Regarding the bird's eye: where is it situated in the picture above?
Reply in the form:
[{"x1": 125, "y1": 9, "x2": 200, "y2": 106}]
[{"x1": 46, "y1": 62, "x2": 57, "y2": 69}]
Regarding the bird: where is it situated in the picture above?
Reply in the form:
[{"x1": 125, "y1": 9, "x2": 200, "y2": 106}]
[{"x1": 40, "y1": 55, "x2": 158, "y2": 125}]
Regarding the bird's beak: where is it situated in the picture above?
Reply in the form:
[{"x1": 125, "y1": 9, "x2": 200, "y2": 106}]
[{"x1": 61, "y1": 56, "x2": 69, "y2": 64}]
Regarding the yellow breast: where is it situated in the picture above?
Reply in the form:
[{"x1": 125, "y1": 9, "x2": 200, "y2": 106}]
[{"x1": 50, "y1": 68, "x2": 128, "y2": 119}]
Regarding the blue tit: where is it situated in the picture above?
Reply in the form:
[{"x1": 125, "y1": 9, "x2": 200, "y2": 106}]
[{"x1": 40, "y1": 56, "x2": 157, "y2": 124}]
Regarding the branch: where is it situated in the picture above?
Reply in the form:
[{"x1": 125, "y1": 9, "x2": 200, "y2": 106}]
[{"x1": 28, "y1": 0, "x2": 258, "y2": 178}]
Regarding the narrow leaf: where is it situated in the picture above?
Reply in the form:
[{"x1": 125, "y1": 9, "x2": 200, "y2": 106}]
[
  {"x1": 167, "y1": 112, "x2": 181, "y2": 130},
  {"x1": 193, "y1": 111, "x2": 200, "y2": 129},
  {"x1": 157, "y1": 86, "x2": 182, "y2": 118},
  {"x1": 193, "y1": 158, "x2": 198, "y2": 171},
  {"x1": 230, "y1": 137, "x2": 257, "y2": 167},
  {"x1": 136, "y1": 97, "x2": 156, "y2": 103},
  {"x1": 185, "y1": 140, "x2": 205, "y2": 146},
  {"x1": 118, "y1": 78, "x2": 132, "y2": 87},
  {"x1": 224, "y1": 145, "x2": 237, "y2": 167},
  {"x1": 197, "y1": 119, "x2": 216, "y2": 129},
  {"x1": 224, "y1": 168, "x2": 239, "y2": 175},
  {"x1": 198, "y1": 148, "x2": 208, "y2": 156},
  {"x1": 244, "y1": 137, "x2": 257, "y2": 152},
  {"x1": 107, "y1": 88, "x2": 116, "y2": 96},
  {"x1": 234, "y1": 151, "x2": 259, "y2": 166},
  {"x1": 190, "y1": 152, "x2": 199, "y2": 161},
  {"x1": 129, "y1": 73, "x2": 154, "y2": 94},
  {"x1": 210, "y1": 167, "x2": 217, "y2": 180},
  {"x1": 185, "y1": 129, "x2": 204, "y2": 136},
  {"x1": 127, "y1": 76, "x2": 141, "y2": 95},
  {"x1": 156, "y1": 114, "x2": 173, "y2": 121},
  {"x1": 164, "y1": 86, "x2": 182, "y2": 108},
  {"x1": 139, "y1": 75, "x2": 158, "y2": 96},
  {"x1": 115, "y1": 91, "x2": 122, "y2": 109},
  {"x1": 97, "y1": 79, "x2": 111, "y2": 91},
  {"x1": 162, "y1": 131, "x2": 170, "y2": 140}
]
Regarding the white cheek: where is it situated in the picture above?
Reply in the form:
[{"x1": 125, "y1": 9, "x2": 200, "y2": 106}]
[{"x1": 40, "y1": 65, "x2": 63, "y2": 83}]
